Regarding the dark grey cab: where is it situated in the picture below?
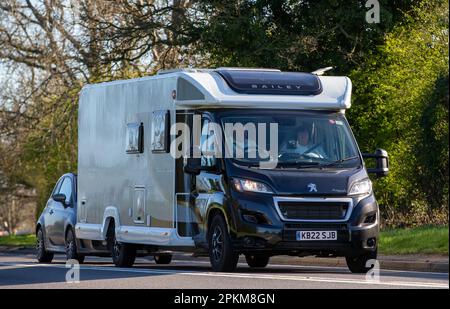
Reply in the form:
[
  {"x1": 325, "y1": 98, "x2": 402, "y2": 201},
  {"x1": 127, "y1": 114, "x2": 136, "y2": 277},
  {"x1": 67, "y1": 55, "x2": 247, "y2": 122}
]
[{"x1": 181, "y1": 109, "x2": 389, "y2": 273}]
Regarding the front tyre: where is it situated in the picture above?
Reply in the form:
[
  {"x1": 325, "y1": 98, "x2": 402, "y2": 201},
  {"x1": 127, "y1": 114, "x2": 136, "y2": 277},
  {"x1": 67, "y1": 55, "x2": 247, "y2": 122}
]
[
  {"x1": 245, "y1": 254, "x2": 270, "y2": 268},
  {"x1": 345, "y1": 249, "x2": 378, "y2": 273},
  {"x1": 36, "y1": 228, "x2": 54, "y2": 263},
  {"x1": 208, "y1": 214, "x2": 239, "y2": 272},
  {"x1": 65, "y1": 228, "x2": 85, "y2": 264}
]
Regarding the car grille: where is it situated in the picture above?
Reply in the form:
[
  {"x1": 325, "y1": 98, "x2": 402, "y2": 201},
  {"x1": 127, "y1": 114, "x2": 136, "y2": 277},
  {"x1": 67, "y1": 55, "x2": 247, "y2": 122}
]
[{"x1": 277, "y1": 201, "x2": 349, "y2": 221}]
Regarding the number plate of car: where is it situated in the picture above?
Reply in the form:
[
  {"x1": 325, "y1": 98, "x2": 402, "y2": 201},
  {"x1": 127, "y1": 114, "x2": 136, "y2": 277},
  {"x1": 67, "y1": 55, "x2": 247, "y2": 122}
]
[{"x1": 296, "y1": 230, "x2": 337, "y2": 241}]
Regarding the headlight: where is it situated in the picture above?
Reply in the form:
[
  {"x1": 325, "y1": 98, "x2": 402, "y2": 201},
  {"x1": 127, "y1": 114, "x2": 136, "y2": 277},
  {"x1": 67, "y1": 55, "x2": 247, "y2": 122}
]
[
  {"x1": 348, "y1": 179, "x2": 372, "y2": 196},
  {"x1": 232, "y1": 178, "x2": 273, "y2": 194}
]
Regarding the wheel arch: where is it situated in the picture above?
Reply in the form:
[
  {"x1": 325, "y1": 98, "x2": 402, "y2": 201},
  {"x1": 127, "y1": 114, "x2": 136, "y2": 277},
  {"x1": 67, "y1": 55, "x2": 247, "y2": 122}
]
[
  {"x1": 36, "y1": 223, "x2": 42, "y2": 234},
  {"x1": 64, "y1": 223, "x2": 74, "y2": 238},
  {"x1": 206, "y1": 206, "x2": 230, "y2": 236},
  {"x1": 101, "y1": 206, "x2": 120, "y2": 240}
]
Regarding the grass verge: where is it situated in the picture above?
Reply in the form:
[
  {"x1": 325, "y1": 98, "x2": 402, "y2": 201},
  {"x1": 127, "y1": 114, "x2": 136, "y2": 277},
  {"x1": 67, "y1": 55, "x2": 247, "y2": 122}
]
[
  {"x1": 0, "y1": 234, "x2": 36, "y2": 247},
  {"x1": 379, "y1": 225, "x2": 448, "y2": 255}
]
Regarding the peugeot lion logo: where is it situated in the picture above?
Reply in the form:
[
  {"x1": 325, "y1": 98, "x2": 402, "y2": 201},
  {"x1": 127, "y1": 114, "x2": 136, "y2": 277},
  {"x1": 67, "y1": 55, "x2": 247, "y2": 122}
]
[{"x1": 307, "y1": 183, "x2": 317, "y2": 193}]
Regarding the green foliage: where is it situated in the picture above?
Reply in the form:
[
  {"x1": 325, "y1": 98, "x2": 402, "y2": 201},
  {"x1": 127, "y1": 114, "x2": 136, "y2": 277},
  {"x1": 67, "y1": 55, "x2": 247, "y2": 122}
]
[
  {"x1": 190, "y1": 0, "x2": 416, "y2": 72},
  {"x1": 20, "y1": 87, "x2": 80, "y2": 214},
  {"x1": 348, "y1": 1, "x2": 449, "y2": 225}
]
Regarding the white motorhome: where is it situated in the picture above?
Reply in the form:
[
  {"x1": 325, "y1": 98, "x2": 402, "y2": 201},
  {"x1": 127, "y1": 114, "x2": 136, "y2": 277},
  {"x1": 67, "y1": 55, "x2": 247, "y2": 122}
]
[{"x1": 74, "y1": 68, "x2": 388, "y2": 272}]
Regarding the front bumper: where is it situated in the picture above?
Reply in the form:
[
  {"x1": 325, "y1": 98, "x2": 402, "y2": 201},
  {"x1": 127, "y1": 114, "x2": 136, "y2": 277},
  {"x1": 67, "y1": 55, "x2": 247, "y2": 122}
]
[{"x1": 230, "y1": 192, "x2": 379, "y2": 257}]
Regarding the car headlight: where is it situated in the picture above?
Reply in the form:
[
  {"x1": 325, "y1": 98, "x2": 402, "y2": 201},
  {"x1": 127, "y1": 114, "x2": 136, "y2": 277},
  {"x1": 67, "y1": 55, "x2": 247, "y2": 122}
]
[
  {"x1": 348, "y1": 179, "x2": 372, "y2": 196},
  {"x1": 232, "y1": 178, "x2": 273, "y2": 194}
]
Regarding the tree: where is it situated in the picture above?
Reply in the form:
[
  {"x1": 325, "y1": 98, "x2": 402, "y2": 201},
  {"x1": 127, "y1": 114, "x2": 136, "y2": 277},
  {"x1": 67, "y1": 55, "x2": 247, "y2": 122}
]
[
  {"x1": 186, "y1": 0, "x2": 417, "y2": 73},
  {"x1": 348, "y1": 1, "x2": 449, "y2": 226}
]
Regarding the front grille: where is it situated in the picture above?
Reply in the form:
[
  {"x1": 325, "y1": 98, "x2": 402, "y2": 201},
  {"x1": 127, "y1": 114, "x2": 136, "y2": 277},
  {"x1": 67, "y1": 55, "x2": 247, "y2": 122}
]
[
  {"x1": 284, "y1": 223, "x2": 348, "y2": 229},
  {"x1": 277, "y1": 201, "x2": 349, "y2": 220}
]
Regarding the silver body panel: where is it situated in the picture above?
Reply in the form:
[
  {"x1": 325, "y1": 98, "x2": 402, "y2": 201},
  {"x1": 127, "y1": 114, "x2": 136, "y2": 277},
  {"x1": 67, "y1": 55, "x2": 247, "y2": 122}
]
[{"x1": 76, "y1": 74, "x2": 194, "y2": 247}]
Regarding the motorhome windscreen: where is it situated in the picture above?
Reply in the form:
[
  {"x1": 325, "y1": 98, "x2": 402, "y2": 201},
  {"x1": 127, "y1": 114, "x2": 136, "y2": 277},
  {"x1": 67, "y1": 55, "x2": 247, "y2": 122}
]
[
  {"x1": 220, "y1": 112, "x2": 361, "y2": 169},
  {"x1": 215, "y1": 70, "x2": 323, "y2": 95}
]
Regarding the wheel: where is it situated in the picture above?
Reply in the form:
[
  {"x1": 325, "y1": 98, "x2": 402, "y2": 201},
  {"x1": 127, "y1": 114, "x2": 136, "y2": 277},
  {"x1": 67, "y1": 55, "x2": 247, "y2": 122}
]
[
  {"x1": 345, "y1": 249, "x2": 378, "y2": 273},
  {"x1": 36, "y1": 228, "x2": 54, "y2": 263},
  {"x1": 154, "y1": 254, "x2": 172, "y2": 264},
  {"x1": 65, "y1": 228, "x2": 85, "y2": 264},
  {"x1": 245, "y1": 254, "x2": 270, "y2": 268},
  {"x1": 107, "y1": 223, "x2": 136, "y2": 267},
  {"x1": 208, "y1": 214, "x2": 239, "y2": 272}
]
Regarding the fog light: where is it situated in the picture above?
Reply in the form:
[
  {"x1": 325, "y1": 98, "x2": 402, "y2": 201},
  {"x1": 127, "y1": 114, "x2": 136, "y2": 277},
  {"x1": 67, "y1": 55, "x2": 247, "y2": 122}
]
[
  {"x1": 243, "y1": 214, "x2": 258, "y2": 224},
  {"x1": 244, "y1": 237, "x2": 255, "y2": 246},
  {"x1": 367, "y1": 238, "x2": 376, "y2": 247},
  {"x1": 241, "y1": 210, "x2": 271, "y2": 225},
  {"x1": 364, "y1": 214, "x2": 376, "y2": 224}
]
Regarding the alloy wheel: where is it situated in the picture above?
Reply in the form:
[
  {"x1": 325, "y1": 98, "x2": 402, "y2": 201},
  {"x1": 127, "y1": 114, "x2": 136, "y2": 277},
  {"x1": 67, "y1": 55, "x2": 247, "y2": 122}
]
[{"x1": 211, "y1": 225, "x2": 224, "y2": 262}]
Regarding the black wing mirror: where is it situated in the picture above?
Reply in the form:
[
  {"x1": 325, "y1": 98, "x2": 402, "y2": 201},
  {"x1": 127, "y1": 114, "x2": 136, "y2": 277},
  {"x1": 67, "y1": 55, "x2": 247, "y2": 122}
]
[
  {"x1": 184, "y1": 157, "x2": 202, "y2": 175},
  {"x1": 362, "y1": 148, "x2": 389, "y2": 177},
  {"x1": 52, "y1": 193, "x2": 68, "y2": 206}
]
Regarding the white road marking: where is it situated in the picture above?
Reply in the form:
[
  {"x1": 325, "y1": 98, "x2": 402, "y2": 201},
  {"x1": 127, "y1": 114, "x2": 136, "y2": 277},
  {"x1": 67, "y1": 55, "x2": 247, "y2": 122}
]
[
  {"x1": 165, "y1": 258, "x2": 449, "y2": 277},
  {"x1": 0, "y1": 261, "x2": 448, "y2": 288},
  {"x1": 3, "y1": 252, "x2": 448, "y2": 276}
]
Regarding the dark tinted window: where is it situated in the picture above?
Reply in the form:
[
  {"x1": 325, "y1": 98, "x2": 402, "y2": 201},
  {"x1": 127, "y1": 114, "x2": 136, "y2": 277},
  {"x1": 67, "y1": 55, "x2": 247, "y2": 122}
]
[
  {"x1": 216, "y1": 70, "x2": 322, "y2": 95},
  {"x1": 220, "y1": 111, "x2": 360, "y2": 169}
]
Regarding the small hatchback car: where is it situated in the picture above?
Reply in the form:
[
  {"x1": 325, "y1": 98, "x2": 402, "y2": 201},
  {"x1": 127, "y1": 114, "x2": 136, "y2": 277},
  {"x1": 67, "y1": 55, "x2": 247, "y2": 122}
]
[{"x1": 35, "y1": 173, "x2": 84, "y2": 263}]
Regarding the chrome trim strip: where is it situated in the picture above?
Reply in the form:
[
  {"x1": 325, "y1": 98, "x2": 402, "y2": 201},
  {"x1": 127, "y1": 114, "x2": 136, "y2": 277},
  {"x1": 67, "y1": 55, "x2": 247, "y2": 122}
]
[{"x1": 273, "y1": 196, "x2": 353, "y2": 222}]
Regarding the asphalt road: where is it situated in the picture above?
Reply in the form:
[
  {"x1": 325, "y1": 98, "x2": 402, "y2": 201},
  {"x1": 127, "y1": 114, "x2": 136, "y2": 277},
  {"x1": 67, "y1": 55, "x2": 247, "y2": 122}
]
[{"x1": 0, "y1": 253, "x2": 448, "y2": 289}]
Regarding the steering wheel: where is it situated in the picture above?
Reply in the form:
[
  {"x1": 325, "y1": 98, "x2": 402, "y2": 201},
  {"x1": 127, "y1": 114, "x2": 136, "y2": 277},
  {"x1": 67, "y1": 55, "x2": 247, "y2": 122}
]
[
  {"x1": 278, "y1": 143, "x2": 325, "y2": 161},
  {"x1": 303, "y1": 143, "x2": 322, "y2": 155},
  {"x1": 278, "y1": 152, "x2": 315, "y2": 161}
]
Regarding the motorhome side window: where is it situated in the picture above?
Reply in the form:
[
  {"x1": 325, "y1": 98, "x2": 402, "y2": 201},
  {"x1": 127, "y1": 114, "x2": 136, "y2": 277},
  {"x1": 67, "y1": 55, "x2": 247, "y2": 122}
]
[
  {"x1": 200, "y1": 118, "x2": 216, "y2": 167},
  {"x1": 151, "y1": 110, "x2": 170, "y2": 153},
  {"x1": 126, "y1": 122, "x2": 144, "y2": 154}
]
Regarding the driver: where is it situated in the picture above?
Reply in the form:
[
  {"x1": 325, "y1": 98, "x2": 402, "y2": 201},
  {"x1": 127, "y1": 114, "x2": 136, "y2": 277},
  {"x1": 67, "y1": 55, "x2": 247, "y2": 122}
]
[{"x1": 282, "y1": 125, "x2": 327, "y2": 159}]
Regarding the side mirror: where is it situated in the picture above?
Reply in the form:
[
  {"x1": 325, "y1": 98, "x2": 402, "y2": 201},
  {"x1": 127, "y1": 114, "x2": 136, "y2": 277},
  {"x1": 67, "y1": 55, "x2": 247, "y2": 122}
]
[
  {"x1": 52, "y1": 193, "x2": 68, "y2": 206},
  {"x1": 184, "y1": 157, "x2": 202, "y2": 175},
  {"x1": 362, "y1": 148, "x2": 389, "y2": 177}
]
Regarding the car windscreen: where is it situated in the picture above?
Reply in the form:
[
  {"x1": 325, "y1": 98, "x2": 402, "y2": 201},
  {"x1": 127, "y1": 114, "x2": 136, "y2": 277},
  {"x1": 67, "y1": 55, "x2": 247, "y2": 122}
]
[{"x1": 219, "y1": 111, "x2": 361, "y2": 169}]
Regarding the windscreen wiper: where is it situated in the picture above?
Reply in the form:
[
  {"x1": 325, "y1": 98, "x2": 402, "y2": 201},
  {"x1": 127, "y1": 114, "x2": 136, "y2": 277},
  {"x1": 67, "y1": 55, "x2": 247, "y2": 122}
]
[
  {"x1": 277, "y1": 161, "x2": 321, "y2": 169},
  {"x1": 319, "y1": 156, "x2": 360, "y2": 168}
]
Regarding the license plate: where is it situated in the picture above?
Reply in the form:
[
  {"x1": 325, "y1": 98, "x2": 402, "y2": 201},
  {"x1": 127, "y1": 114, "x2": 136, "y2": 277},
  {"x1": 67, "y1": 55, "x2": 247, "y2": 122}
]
[{"x1": 296, "y1": 230, "x2": 337, "y2": 241}]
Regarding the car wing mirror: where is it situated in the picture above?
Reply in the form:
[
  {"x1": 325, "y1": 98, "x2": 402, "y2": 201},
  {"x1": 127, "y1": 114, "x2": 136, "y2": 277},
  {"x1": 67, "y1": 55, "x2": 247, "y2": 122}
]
[
  {"x1": 52, "y1": 193, "x2": 68, "y2": 206},
  {"x1": 184, "y1": 157, "x2": 202, "y2": 175},
  {"x1": 362, "y1": 148, "x2": 389, "y2": 177}
]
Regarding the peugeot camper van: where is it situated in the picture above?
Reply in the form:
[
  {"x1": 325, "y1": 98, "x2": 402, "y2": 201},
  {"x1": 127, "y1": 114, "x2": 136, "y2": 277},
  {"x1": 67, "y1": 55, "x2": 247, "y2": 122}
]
[{"x1": 66, "y1": 68, "x2": 389, "y2": 273}]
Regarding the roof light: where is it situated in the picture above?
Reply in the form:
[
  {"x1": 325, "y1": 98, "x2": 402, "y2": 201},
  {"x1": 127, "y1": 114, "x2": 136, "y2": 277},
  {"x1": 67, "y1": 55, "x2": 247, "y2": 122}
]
[{"x1": 216, "y1": 69, "x2": 323, "y2": 96}]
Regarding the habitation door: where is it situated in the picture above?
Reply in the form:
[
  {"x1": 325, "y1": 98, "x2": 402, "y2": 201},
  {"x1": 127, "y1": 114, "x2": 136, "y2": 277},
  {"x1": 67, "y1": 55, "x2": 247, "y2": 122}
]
[
  {"x1": 175, "y1": 111, "x2": 225, "y2": 246},
  {"x1": 174, "y1": 111, "x2": 199, "y2": 238}
]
